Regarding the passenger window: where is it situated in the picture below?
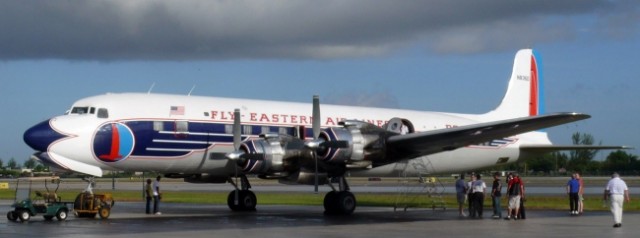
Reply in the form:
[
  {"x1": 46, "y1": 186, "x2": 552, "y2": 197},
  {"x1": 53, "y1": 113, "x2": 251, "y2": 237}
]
[
  {"x1": 225, "y1": 124, "x2": 233, "y2": 134},
  {"x1": 174, "y1": 121, "x2": 189, "y2": 138},
  {"x1": 261, "y1": 126, "x2": 270, "y2": 134},
  {"x1": 242, "y1": 125, "x2": 252, "y2": 135},
  {"x1": 97, "y1": 108, "x2": 109, "y2": 118},
  {"x1": 176, "y1": 121, "x2": 188, "y2": 133},
  {"x1": 153, "y1": 121, "x2": 163, "y2": 131}
]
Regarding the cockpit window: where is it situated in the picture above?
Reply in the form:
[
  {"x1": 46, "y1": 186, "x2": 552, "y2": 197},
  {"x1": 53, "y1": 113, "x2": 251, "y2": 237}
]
[
  {"x1": 71, "y1": 107, "x2": 89, "y2": 114},
  {"x1": 97, "y1": 108, "x2": 109, "y2": 118}
]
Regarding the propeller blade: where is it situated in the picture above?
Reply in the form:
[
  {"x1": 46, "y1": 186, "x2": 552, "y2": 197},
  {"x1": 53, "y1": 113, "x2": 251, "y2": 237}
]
[
  {"x1": 311, "y1": 95, "x2": 320, "y2": 193},
  {"x1": 312, "y1": 95, "x2": 320, "y2": 140},
  {"x1": 233, "y1": 109, "x2": 241, "y2": 150}
]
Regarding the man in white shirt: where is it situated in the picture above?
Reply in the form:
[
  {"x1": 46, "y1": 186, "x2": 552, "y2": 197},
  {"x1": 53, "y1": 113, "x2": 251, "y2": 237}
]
[
  {"x1": 604, "y1": 172, "x2": 630, "y2": 228},
  {"x1": 153, "y1": 176, "x2": 162, "y2": 215},
  {"x1": 471, "y1": 174, "x2": 486, "y2": 218}
]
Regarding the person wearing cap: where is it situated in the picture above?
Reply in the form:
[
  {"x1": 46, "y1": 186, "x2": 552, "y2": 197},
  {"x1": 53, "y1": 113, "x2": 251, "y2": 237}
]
[{"x1": 604, "y1": 172, "x2": 630, "y2": 228}]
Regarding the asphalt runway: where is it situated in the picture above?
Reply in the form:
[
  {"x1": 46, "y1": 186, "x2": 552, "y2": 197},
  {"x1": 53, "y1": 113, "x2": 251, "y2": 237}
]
[
  {"x1": 2, "y1": 201, "x2": 638, "y2": 238},
  {"x1": 3, "y1": 177, "x2": 638, "y2": 195}
]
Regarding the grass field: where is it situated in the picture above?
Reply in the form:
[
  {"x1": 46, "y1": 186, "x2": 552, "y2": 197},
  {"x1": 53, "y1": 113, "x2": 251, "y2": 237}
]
[{"x1": 1, "y1": 189, "x2": 637, "y2": 211}]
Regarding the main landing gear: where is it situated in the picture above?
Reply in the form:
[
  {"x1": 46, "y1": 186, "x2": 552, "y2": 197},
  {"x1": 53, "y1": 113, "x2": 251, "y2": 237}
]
[
  {"x1": 323, "y1": 176, "x2": 356, "y2": 215},
  {"x1": 225, "y1": 175, "x2": 356, "y2": 215},
  {"x1": 227, "y1": 175, "x2": 256, "y2": 212}
]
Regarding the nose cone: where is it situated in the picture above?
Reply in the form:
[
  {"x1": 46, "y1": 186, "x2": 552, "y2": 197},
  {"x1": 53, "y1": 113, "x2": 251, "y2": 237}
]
[{"x1": 24, "y1": 119, "x2": 67, "y2": 152}]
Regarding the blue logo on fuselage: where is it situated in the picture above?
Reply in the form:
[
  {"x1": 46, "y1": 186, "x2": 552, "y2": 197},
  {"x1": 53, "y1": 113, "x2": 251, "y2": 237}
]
[{"x1": 93, "y1": 122, "x2": 135, "y2": 162}]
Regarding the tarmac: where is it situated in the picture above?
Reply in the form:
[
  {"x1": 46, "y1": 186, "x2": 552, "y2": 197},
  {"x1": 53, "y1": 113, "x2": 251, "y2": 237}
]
[{"x1": 1, "y1": 201, "x2": 638, "y2": 238}]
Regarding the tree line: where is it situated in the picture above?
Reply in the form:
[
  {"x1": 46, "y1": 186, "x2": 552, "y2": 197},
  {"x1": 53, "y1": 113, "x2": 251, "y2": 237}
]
[{"x1": 499, "y1": 132, "x2": 638, "y2": 176}]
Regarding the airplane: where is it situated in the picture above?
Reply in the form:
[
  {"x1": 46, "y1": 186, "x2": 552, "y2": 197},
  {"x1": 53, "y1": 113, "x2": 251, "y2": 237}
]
[{"x1": 23, "y1": 49, "x2": 628, "y2": 215}]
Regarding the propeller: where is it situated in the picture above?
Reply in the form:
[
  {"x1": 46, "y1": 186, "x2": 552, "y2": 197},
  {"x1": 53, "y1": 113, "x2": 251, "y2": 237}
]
[
  {"x1": 312, "y1": 95, "x2": 320, "y2": 193},
  {"x1": 232, "y1": 109, "x2": 241, "y2": 206},
  {"x1": 306, "y1": 95, "x2": 350, "y2": 193}
]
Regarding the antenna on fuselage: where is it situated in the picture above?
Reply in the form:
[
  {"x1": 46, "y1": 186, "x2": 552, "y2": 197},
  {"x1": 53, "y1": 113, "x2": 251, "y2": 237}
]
[
  {"x1": 147, "y1": 82, "x2": 156, "y2": 94},
  {"x1": 188, "y1": 85, "x2": 196, "y2": 96}
]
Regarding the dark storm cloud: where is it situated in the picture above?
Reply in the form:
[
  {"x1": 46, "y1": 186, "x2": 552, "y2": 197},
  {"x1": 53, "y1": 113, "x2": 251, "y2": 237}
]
[{"x1": 0, "y1": 0, "x2": 632, "y2": 60}]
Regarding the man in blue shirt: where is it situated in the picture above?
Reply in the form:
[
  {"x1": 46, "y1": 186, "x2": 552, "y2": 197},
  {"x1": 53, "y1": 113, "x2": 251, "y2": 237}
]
[{"x1": 566, "y1": 173, "x2": 581, "y2": 215}]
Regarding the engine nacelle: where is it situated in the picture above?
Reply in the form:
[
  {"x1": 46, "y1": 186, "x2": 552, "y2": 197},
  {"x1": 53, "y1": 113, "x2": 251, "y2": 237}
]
[
  {"x1": 238, "y1": 134, "x2": 312, "y2": 178},
  {"x1": 318, "y1": 120, "x2": 387, "y2": 165}
]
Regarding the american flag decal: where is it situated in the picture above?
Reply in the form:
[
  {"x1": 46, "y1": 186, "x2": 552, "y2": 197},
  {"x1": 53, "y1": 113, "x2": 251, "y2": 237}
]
[{"x1": 170, "y1": 106, "x2": 185, "y2": 115}]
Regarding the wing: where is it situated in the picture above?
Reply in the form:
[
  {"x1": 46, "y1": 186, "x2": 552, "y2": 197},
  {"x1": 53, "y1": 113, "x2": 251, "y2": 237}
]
[
  {"x1": 520, "y1": 145, "x2": 633, "y2": 153},
  {"x1": 386, "y1": 113, "x2": 590, "y2": 159}
]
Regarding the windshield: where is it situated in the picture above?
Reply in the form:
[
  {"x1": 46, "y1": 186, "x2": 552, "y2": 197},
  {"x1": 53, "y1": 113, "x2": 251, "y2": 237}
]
[{"x1": 70, "y1": 107, "x2": 89, "y2": 114}]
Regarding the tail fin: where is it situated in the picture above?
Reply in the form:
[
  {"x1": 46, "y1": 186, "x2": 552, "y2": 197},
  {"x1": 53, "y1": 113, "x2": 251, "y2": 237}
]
[{"x1": 483, "y1": 49, "x2": 544, "y2": 120}]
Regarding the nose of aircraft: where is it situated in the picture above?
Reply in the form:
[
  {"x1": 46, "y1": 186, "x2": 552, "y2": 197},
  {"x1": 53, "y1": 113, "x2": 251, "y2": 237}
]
[{"x1": 24, "y1": 119, "x2": 67, "y2": 152}]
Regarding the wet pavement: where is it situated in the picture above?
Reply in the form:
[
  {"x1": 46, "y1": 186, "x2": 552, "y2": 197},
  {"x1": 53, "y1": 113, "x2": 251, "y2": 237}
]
[{"x1": 2, "y1": 201, "x2": 638, "y2": 238}]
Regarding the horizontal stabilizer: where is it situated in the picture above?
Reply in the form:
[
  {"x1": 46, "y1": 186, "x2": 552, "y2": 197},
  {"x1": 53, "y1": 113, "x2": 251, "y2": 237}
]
[{"x1": 520, "y1": 145, "x2": 633, "y2": 153}]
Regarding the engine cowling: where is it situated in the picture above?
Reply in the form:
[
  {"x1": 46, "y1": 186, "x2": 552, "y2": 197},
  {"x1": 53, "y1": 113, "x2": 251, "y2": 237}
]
[
  {"x1": 317, "y1": 120, "x2": 387, "y2": 166},
  {"x1": 237, "y1": 134, "x2": 312, "y2": 178},
  {"x1": 233, "y1": 118, "x2": 413, "y2": 183}
]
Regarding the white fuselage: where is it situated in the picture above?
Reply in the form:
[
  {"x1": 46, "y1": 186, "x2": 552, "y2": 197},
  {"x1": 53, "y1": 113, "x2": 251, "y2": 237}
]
[{"x1": 31, "y1": 93, "x2": 551, "y2": 178}]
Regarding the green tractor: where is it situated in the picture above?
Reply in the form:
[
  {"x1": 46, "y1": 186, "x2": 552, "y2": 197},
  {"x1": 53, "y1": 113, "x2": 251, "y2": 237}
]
[{"x1": 6, "y1": 176, "x2": 71, "y2": 222}]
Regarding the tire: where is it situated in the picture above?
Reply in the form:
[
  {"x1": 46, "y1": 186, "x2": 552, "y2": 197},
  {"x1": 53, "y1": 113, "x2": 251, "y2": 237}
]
[
  {"x1": 323, "y1": 191, "x2": 338, "y2": 215},
  {"x1": 56, "y1": 209, "x2": 68, "y2": 221},
  {"x1": 98, "y1": 207, "x2": 110, "y2": 219},
  {"x1": 7, "y1": 211, "x2": 17, "y2": 221},
  {"x1": 335, "y1": 191, "x2": 356, "y2": 215},
  {"x1": 227, "y1": 190, "x2": 257, "y2": 211},
  {"x1": 227, "y1": 190, "x2": 241, "y2": 211},
  {"x1": 239, "y1": 190, "x2": 257, "y2": 211},
  {"x1": 18, "y1": 210, "x2": 30, "y2": 222}
]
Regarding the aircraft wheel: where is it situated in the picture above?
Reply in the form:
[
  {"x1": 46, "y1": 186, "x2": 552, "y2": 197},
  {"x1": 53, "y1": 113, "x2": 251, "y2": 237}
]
[
  {"x1": 227, "y1": 190, "x2": 257, "y2": 211},
  {"x1": 323, "y1": 191, "x2": 338, "y2": 215},
  {"x1": 56, "y1": 209, "x2": 68, "y2": 221},
  {"x1": 240, "y1": 190, "x2": 257, "y2": 211},
  {"x1": 227, "y1": 190, "x2": 241, "y2": 211},
  {"x1": 7, "y1": 211, "x2": 17, "y2": 221},
  {"x1": 99, "y1": 207, "x2": 111, "y2": 219},
  {"x1": 18, "y1": 210, "x2": 30, "y2": 222},
  {"x1": 335, "y1": 191, "x2": 356, "y2": 215}
]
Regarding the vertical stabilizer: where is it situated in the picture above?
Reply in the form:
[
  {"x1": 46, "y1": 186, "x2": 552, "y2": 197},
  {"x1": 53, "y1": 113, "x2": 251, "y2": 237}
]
[{"x1": 483, "y1": 49, "x2": 544, "y2": 121}]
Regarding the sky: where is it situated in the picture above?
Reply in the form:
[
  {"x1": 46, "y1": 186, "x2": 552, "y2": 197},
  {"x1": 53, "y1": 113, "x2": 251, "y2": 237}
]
[{"x1": 1, "y1": 0, "x2": 639, "y2": 164}]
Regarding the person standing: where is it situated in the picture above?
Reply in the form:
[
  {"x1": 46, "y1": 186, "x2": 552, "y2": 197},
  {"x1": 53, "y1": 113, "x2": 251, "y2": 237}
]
[
  {"x1": 145, "y1": 179, "x2": 153, "y2": 214},
  {"x1": 455, "y1": 174, "x2": 468, "y2": 217},
  {"x1": 491, "y1": 172, "x2": 502, "y2": 219},
  {"x1": 576, "y1": 172, "x2": 585, "y2": 215},
  {"x1": 467, "y1": 174, "x2": 477, "y2": 218},
  {"x1": 505, "y1": 173, "x2": 523, "y2": 220},
  {"x1": 517, "y1": 175, "x2": 526, "y2": 219},
  {"x1": 153, "y1": 176, "x2": 162, "y2": 215},
  {"x1": 567, "y1": 173, "x2": 581, "y2": 215},
  {"x1": 604, "y1": 172, "x2": 630, "y2": 228},
  {"x1": 471, "y1": 174, "x2": 486, "y2": 218}
]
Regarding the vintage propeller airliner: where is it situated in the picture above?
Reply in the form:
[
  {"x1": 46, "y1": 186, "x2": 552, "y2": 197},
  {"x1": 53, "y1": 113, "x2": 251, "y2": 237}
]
[{"x1": 23, "y1": 49, "x2": 626, "y2": 215}]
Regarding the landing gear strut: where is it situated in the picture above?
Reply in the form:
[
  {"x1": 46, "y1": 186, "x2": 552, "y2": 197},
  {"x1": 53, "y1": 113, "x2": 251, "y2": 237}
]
[
  {"x1": 227, "y1": 175, "x2": 256, "y2": 212},
  {"x1": 323, "y1": 176, "x2": 356, "y2": 215}
]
